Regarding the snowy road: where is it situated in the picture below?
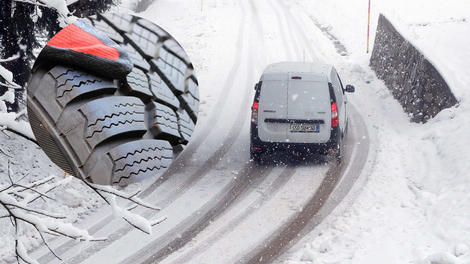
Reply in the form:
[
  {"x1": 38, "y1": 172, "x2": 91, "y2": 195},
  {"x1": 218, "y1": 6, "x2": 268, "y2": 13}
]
[{"x1": 31, "y1": 0, "x2": 371, "y2": 263}]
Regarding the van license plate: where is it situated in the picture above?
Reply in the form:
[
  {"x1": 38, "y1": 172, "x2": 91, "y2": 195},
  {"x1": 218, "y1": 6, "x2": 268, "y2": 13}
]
[{"x1": 290, "y1": 124, "x2": 319, "y2": 133}]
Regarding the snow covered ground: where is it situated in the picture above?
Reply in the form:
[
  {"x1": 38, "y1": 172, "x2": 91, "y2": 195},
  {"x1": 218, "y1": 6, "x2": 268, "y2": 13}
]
[
  {"x1": 116, "y1": 0, "x2": 470, "y2": 262},
  {"x1": 1, "y1": 0, "x2": 470, "y2": 263},
  {"x1": 279, "y1": 0, "x2": 470, "y2": 263},
  {"x1": 0, "y1": 129, "x2": 107, "y2": 262}
]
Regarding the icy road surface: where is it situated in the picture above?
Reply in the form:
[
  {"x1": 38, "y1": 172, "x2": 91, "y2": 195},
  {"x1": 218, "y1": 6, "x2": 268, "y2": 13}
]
[{"x1": 31, "y1": 0, "x2": 371, "y2": 263}]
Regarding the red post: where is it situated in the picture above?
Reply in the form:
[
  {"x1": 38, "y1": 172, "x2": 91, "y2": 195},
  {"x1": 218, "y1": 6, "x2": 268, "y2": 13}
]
[{"x1": 367, "y1": 0, "x2": 371, "y2": 53}]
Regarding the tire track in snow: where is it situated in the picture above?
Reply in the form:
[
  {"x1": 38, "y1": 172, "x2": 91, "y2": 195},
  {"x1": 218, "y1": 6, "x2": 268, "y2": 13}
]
[
  {"x1": 154, "y1": 1, "x2": 329, "y2": 261},
  {"x1": 273, "y1": 0, "x2": 329, "y2": 62},
  {"x1": 66, "y1": 0, "x2": 259, "y2": 262},
  {"x1": 248, "y1": 0, "x2": 268, "y2": 67},
  {"x1": 157, "y1": 1, "x2": 308, "y2": 260},
  {"x1": 121, "y1": 1, "x2": 267, "y2": 262},
  {"x1": 265, "y1": 0, "x2": 303, "y2": 60},
  {"x1": 124, "y1": 164, "x2": 273, "y2": 264},
  {"x1": 239, "y1": 104, "x2": 370, "y2": 264},
  {"x1": 36, "y1": 1, "x2": 363, "y2": 263},
  {"x1": 139, "y1": 1, "x2": 250, "y2": 194},
  {"x1": 258, "y1": 0, "x2": 294, "y2": 60},
  {"x1": 152, "y1": 1, "x2": 342, "y2": 262},
  {"x1": 223, "y1": 2, "x2": 369, "y2": 261},
  {"x1": 165, "y1": 166, "x2": 297, "y2": 264}
]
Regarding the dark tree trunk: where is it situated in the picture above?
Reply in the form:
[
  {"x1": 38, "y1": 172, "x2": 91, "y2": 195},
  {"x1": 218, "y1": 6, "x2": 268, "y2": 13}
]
[{"x1": 1, "y1": 0, "x2": 20, "y2": 112}]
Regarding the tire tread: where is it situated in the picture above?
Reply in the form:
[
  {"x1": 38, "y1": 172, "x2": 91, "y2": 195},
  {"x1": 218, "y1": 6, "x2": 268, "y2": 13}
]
[{"x1": 27, "y1": 14, "x2": 199, "y2": 186}]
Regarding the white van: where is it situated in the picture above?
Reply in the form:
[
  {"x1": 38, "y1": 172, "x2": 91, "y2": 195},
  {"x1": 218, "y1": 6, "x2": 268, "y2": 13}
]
[{"x1": 250, "y1": 62, "x2": 355, "y2": 163}]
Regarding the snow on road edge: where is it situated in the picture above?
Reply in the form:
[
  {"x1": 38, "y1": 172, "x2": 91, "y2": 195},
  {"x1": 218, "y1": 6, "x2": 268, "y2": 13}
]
[{"x1": 285, "y1": 0, "x2": 470, "y2": 263}]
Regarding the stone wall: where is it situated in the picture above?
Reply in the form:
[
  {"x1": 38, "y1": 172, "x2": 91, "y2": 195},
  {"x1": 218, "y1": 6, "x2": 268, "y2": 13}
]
[{"x1": 370, "y1": 14, "x2": 458, "y2": 123}]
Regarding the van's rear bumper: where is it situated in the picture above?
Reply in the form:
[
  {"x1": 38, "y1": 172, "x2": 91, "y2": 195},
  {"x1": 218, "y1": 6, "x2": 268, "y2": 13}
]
[{"x1": 250, "y1": 124, "x2": 340, "y2": 155}]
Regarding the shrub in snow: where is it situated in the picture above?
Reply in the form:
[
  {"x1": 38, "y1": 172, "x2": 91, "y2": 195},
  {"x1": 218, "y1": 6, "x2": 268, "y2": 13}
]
[
  {"x1": 300, "y1": 248, "x2": 317, "y2": 262},
  {"x1": 319, "y1": 240, "x2": 332, "y2": 253},
  {"x1": 58, "y1": 188, "x2": 84, "y2": 208},
  {"x1": 413, "y1": 250, "x2": 470, "y2": 264},
  {"x1": 454, "y1": 244, "x2": 468, "y2": 257}
]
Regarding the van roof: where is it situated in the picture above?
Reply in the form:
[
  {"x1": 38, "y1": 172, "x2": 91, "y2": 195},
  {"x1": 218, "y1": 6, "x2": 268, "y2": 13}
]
[{"x1": 261, "y1": 62, "x2": 333, "y2": 76}]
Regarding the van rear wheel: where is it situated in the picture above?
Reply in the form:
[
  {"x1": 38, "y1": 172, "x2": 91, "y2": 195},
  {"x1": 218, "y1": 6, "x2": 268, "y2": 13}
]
[{"x1": 327, "y1": 138, "x2": 342, "y2": 165}]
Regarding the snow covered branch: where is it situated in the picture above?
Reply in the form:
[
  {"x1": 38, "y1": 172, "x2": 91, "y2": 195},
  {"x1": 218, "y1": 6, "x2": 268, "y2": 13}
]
[
  {"x1": 85, "y1": 182, "x2": 167, "y2": 235},
  {"x1": 13, "y1": 0, "x2": 76, "y2": 27},
  {"x1": 0, "y1": 136, "x2": 165, "y2": 262},
  {"x1": 0, "y1": 55, "x2": 37, "y2": 142},
  {"x1": 0, "y1": 161, "x2": 105, "y2": 263},
  {"x1": 0, "y1": 54, "x2": 21, "y2": 90},
  {"x1": 0, "y1": 109, "x2": 37, "y2": 142}
]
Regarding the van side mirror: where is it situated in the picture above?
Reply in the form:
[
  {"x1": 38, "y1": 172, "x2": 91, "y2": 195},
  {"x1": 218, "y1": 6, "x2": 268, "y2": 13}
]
[
  {"x1": 345, "y1": 85, "x2": 355, "y2": 93},
  {"x1": 254, "y1": 82, "x2": 261, "y2": 90}
]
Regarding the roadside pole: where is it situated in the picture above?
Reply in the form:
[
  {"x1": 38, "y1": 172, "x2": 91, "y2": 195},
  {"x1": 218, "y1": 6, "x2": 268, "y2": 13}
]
[{"x1": 367, "y1": 0, "x2": 371, "y2": 53}]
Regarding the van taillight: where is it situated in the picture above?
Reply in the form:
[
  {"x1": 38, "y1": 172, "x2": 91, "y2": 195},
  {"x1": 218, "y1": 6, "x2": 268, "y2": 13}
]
[
  {"x1": 331, "y1": 102, "x2": 339, "y2": 127},
  {"x1": 252, "y1": 102, "x2": 259, "y2": 125}
]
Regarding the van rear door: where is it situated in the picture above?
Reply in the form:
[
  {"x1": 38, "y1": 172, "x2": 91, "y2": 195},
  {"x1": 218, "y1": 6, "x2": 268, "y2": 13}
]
[
  {"x1": 286, "y1": 73, "x2": 331, "y2": 143},
  {"x1": 257, "y1": 73, "x2": 288, "y2": 143}
]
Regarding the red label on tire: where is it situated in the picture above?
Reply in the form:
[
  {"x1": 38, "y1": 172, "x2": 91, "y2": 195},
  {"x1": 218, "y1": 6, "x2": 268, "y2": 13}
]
[{"x1": 47, "y1": 24, "x2": 119, "y2": 60}]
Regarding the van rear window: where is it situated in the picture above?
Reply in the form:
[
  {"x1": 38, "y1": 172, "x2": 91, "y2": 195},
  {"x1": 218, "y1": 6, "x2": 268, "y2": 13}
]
[
  {"x1": 287, "y1": 81, "x2": 330, "y2": 118},
  {"x1": 259, "y1": 80, "x2": 287, "y2": 107}
]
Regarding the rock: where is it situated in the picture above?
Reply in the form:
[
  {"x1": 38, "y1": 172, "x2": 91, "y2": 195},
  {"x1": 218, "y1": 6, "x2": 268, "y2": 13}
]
[
  {"x1": 370, "y1": 14, "x2": 458, "y2": 123},
  {"x1": 454, "y1": 244, "x2": 468, "y2": 257}
]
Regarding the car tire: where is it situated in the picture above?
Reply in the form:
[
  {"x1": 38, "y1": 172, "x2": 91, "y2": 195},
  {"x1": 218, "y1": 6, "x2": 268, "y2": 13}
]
[
  {"x1": 250, "y1": 149, "x2": 262, "y2": 164},
  {"x1": 335, "y1": 137, "x2": 342, "y2": 164},
  {"x1": 326, "y1": 135, "x2": 342, "y2": 165},
  {"x1": 27, "y1": 14, "x2": 199, "y2": 186}
]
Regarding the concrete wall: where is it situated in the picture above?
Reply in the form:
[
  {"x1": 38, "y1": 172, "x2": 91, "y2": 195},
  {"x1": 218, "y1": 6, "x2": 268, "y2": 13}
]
[{"x1": 370, "y1": 14, "x2": 458, "y2": 123}]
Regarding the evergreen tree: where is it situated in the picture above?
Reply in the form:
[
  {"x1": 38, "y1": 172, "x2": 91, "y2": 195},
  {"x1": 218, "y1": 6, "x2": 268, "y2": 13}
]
[
  {"x1": 68, "y1": 0, "x2": 116, "y2": 18},
  {"x1": 12, "y1": 2, "x2": 41, "y2": 86},
  {"x1": 0, "y1": 0, "x2": 17, "y2": 112},
  {"x1": 0, "y1": 0, "x2": 116, "y2": 113},
  {"x1": 36, "y1": 6, "x2": 61, "y2": 40}
]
